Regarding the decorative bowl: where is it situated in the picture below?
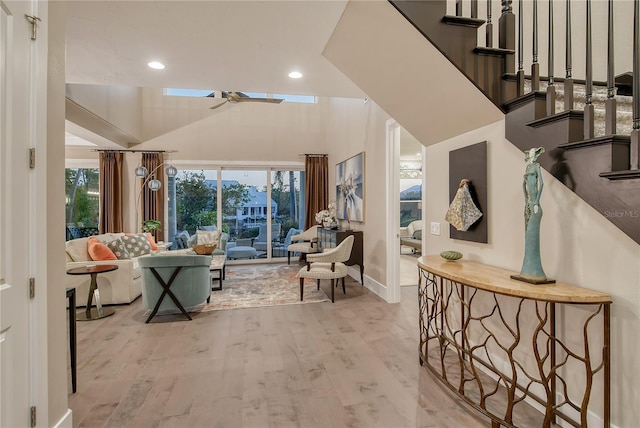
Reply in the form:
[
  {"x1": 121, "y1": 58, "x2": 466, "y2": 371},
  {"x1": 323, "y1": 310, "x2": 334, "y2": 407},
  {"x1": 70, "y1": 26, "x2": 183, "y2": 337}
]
[{"x1": 440, "y1": 250, "x2": 463, "y2": 261}]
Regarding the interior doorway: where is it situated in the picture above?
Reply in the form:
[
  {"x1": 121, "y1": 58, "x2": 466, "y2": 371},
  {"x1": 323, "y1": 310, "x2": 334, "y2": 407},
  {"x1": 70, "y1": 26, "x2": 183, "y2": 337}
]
[
  {"x1": 398, "y1": 129, "x2": 423, "y2": 287},
  {"x1": 386, "y1": 120, "x2": 423, "y2": 303}
]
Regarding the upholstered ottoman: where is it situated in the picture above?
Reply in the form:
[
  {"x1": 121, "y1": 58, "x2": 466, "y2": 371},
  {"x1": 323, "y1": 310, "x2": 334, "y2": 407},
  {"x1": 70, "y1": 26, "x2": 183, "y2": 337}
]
[{"x1": 226, "y1": 246, "x2": 259, "y2": 259}]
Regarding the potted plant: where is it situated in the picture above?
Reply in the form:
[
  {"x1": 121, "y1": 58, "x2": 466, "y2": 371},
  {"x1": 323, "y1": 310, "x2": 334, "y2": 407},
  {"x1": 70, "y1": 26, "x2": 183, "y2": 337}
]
[{"x1": 142, "y1": 219, "x2": 162, "y2": 233}]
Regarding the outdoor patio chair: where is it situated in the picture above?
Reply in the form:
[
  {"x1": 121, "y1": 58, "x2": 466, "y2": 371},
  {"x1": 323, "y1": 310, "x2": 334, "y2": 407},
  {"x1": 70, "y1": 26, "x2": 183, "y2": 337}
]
[
  {"x1": 253, "y1": 223, "x2": 281, "y2": 251},
  {"x1": 297, "y1": 235, "x2": 354, "y2": 303}
]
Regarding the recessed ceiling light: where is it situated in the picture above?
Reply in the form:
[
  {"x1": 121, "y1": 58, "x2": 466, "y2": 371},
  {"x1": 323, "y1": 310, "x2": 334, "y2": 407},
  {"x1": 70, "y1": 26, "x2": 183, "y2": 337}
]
[
  {"x1": 416, "y1": 152, "x2": 421, "y2": 156},
  {"x1": 148, "y1": 61, "x2": 165, "y2": 70},
  {"x1": 288, "y1": 71, "x2": 303, "y2": 79}
]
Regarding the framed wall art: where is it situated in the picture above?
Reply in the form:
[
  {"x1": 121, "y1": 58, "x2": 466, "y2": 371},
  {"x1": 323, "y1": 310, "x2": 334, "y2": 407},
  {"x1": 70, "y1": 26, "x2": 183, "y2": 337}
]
[{"x1": 336, "y1": 152, "x2": 365, "y2": 222}]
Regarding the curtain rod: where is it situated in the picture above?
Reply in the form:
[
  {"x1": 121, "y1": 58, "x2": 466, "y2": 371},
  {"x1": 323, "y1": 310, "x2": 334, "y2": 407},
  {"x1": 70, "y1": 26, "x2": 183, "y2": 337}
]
[
  {"x1": 298, "y1": 153, "x2": 327, "y2": 157},
  {"x1": 92, "y1": 149, "x2": 177, "y2": 153}
]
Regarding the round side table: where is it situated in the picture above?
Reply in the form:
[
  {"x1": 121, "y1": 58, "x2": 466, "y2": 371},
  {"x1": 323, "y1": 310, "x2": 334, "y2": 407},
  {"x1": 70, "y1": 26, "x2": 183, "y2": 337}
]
[{"x1": 66, "y1": 264, "x2": 119, "y2": 321}]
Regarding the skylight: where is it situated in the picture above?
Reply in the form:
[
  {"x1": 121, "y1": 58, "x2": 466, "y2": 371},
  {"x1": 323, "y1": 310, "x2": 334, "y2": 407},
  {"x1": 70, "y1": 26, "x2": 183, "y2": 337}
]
[{"x1": 165, "y1": 89, "x2": 316, "y2": 104}]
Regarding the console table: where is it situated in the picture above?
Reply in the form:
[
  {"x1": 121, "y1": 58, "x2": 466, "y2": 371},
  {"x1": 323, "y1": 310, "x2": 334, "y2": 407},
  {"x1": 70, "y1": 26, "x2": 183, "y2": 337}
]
[
  {"x1": 417, "y1": 255, "x2": 611, "y2": 428},
  {"x1": 317, "y1": 227, "x2": 364, "y2": 284}
]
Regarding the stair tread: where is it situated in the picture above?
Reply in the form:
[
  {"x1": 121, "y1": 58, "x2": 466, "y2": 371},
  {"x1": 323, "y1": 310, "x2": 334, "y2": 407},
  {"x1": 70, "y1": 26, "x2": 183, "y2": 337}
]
[
  {"x1": 474, "y1": 46, "x2": 516, "y2": 56},
  {"x1": 599, "y1": 170, "x2": 640, "y2": 180},
  {"x1": 559, "y1": 134, "x2": 631, "y2": 150},
  {"x1": 503, "y1": 91, "x2": 547, "y2": 111},
  {"x1": 442, "y1": 15, "x2": 485, "y2": 28},
  {"x1": 526, "y1": 110, "x2": 584, "y2": 128}
]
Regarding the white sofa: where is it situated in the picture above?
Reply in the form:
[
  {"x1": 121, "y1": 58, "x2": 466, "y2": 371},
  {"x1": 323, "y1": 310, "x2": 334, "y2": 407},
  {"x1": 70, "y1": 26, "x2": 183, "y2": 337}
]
[{"x1": 65, "y1": 233, "x2": 142, "y2": 306}]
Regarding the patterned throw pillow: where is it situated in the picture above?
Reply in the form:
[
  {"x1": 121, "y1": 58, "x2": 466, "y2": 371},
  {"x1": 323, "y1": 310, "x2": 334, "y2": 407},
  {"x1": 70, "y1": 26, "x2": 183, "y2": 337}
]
[
  {"x1": 105, "y1": 238, "x2": 131, "y2": 260},
  {"x1": 121, "y1": 233, "x2": 151, "y2": 257},
  {"x1": 197, "y1": 230, "x2": 220, "y2": 245}
]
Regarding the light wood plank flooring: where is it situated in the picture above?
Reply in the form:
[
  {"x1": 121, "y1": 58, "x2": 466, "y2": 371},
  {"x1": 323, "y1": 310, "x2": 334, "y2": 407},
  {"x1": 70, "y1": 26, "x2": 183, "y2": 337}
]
[{"x1": 67, "y1": 270, "x2": 490, "y2": 428}]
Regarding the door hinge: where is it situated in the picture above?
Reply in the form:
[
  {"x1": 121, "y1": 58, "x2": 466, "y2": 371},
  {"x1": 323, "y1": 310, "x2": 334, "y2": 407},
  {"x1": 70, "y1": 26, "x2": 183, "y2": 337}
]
[
  {"x1": 29, "y1": 278, "x2": 35, "y2": 299},
  {"x1": 29, "y1": 148, "x2": 35, "y2": 169},
  {"x1": 30, "y1": 406, "x2": 36, "y2": 427}
]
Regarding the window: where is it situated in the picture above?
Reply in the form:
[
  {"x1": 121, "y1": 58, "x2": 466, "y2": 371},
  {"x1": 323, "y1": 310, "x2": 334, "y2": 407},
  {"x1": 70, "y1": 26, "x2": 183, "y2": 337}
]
[
  {"x1": 165, "y1": 88, "x2": 213, "y2": 97},
  {"x1": 174, "y1": 169, "x2": 218, "y2": 235},
  {"x1": 165, "y1": 88, "x2": 316, "y2": 104},
  {"x1": 273, "y1": 94, "x2": 316, "y2": 104},
  {"x1": 400, "y1": 179, "x2": 422, "y2": 227},
  {"x1": 65, "y1": 168, "x2": 100, "y2": 237},
  {"x1": 170, "y1": 165, "x2": 305, "y2": 261}
]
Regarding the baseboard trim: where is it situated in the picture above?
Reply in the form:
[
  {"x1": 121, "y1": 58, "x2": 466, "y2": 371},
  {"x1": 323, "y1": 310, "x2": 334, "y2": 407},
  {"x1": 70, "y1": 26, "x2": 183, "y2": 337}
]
[
  {"x1": 53, "y1": 409, "x2": 73, "y2": 428},
  {"x1": 349, "y1": 267, "x2": 390, "y2": 302}
]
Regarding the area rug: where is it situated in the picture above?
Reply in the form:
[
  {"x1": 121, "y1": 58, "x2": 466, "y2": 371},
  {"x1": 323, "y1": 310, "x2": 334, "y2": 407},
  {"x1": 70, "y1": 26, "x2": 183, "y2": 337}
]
[{"x1": 144, "y1": 264, "x2": 330, "y2": 317}]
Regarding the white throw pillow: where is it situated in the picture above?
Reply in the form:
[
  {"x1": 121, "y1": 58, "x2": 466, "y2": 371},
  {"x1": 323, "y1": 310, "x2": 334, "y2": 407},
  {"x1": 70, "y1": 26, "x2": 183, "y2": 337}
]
[{"x1": 197, "y1": 230, "x2": 220, "y2": 245}]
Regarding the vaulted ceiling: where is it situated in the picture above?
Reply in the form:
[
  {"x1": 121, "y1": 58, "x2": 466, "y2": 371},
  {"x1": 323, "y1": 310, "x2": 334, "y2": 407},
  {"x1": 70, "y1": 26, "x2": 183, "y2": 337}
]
[{"x1": 65, "y1": 0, "x2": 366, "y2": 98}]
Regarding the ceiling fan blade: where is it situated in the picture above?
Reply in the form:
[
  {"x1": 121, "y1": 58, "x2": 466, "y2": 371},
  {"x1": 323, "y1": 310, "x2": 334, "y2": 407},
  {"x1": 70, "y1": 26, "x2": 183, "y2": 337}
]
[
  {"x1": 209, "y1": 99, "x2": 229, "y2": 110},
  {"x1": 235, "y1": 97, "x2": 284, "y2": 104}
]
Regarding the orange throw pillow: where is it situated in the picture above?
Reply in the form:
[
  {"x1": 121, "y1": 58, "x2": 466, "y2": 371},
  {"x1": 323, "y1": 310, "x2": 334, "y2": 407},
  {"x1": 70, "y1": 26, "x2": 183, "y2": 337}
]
[
  {"x1": 87, "y1": 237, "x2": 117, "y2": 261},
  {"x1": 146, "y1": 232, "x2": 158, "y2": 251}
]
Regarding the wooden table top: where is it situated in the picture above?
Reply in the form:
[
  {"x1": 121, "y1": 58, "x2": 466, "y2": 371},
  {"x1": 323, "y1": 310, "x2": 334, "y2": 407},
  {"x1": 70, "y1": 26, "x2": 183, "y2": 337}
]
[
  {"x1": 66, "y1": 264, "x2": 119, "y2": 275},
  {"x1": 417, "y1": 255, "x2": 612, "y2": 304}
]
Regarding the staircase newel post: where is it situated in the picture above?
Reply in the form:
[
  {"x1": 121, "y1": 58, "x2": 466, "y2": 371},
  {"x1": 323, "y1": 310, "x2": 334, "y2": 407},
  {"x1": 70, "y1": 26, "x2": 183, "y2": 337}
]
[
  {"x1": 500, "y1": 0, "x2": 516, "y2": 74},
  {"x1": 486, "y1": 0, "x2": 493, "y2": 48},
  {"x1": 547, "y1": 0, "x2": 556, "y2": 116},
  {"x1": 531, "y1": 0, "x2": 540, "y2": 91},
  {"x1": 584, "y1": 0, "x2": 595, "y2": 140},
  {"x1": 605, "y1": 0, "x2": 617, "y2": 135},
  {"x1": 516, "y1": 0, "x2": 525, "y2": 95},
  {"x1": 632, "y1": 0, "x2": 640, "y2": 169},
  {"x1": 564, "y1": 0, "x2": 574, "y2": 111}
]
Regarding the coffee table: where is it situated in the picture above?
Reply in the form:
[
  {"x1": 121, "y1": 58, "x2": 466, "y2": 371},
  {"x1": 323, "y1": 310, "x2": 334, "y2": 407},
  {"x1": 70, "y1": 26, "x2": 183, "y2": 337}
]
[
  {"x1": 210, "y1": 254, "x2": 226, "y2": 291},
  {"x1": 66, "y1": 264, "x2": 118, "y2": 321}
]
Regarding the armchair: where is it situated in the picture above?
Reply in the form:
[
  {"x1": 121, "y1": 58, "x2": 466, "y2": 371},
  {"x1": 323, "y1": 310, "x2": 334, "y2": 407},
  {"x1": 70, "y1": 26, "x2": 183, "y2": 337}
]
[
  {"x1": 138, "y1": 254, "x2": 212, "y2": 323},
  {"x1": 186, "y1": 229, "x2": 228, "y2": 255},
  {"x1": 297, "y1": 235, "x2": 354, "y2": 303},
  {"x1": 287, "y1": 225, "x2": 319, "y2": 264}
]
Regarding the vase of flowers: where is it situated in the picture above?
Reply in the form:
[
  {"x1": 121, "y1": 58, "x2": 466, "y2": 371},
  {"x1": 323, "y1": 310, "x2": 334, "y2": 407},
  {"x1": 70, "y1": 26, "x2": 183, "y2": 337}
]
[{"x1": 315, "y1": 202, "x2": 337, "y2": 228}]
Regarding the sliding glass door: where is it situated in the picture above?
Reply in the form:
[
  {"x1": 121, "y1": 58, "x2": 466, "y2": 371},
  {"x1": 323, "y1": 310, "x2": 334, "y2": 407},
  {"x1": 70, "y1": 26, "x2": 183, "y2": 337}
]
[{"x1": 169, "y1": 165, "x2": 304, "y2": 262}]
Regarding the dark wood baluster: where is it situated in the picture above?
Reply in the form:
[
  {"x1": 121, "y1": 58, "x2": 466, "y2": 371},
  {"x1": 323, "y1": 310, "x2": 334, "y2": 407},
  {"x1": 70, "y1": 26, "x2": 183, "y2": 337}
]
[
  {"x1": 500, "y1": 0, "x2": 516, "y2": 74},
  {"x1": 584, "y1": 0, "x2": 594, "y2": 139},
  {"x1": 547, "y1": 0, "x2": 556, "y2": 115},
  {"x1": 456, "y1": 0, "x2": 462, "y2": 17},
  {"x1": 471, "y1": 0, "x2": 478, "y2": 18},
  {"x1": 486, "y1": 0, "x2": 493, "y2": 47},
  {"x1": 605, "y1": 0, "x2": 616, "y2": 135},
  {"x1": 517, "y1": 0, "x2": 525, "y2": 95},
  {"x1": 564, "y1": 0, "x2": 574, "y2": 111},
  {"x1": 632, "y1": 0, "x2": 640, "y2": 169},
  {"x1": 531, "y1": 0, "x2": 540, "y2": 90}
]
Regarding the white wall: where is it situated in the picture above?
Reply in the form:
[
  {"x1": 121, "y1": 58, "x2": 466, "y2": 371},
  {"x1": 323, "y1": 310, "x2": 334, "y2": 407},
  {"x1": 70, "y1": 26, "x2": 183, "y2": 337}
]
[
  {"x1": 425, "y1": 119, "x2": 640, "y2": 427},
  {"x1": 66, "y1": 84, "x2": 143, "y2": 141}
]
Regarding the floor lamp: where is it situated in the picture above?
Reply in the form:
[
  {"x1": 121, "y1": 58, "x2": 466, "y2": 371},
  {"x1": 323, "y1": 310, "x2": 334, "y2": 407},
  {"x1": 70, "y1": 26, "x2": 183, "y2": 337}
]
[{"x1": 135, "y1": 162, "x2": 178, "y2": 233}]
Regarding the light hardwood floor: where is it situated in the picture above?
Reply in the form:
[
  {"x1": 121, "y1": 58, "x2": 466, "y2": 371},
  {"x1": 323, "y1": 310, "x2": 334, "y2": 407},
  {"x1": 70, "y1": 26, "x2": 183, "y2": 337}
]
[{"x1": 67, "y1": 270, "x2": 490, "y2": 428}]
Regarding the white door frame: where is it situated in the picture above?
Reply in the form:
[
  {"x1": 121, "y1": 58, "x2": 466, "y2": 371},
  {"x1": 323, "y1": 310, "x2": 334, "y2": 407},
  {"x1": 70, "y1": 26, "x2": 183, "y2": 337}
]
[
  {"x1": 385, "y1": 119, "x2": 401, "y2": 304},
  {"x1": 0, "y1": 1, "x2": 50, "y2": 426}
]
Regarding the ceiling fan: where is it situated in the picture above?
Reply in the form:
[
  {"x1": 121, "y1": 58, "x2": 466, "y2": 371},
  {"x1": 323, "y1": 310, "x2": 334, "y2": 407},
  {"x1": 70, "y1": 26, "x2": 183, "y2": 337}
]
[{"x1": 208, "y1": 91, "x2": 284, "y2": 110}]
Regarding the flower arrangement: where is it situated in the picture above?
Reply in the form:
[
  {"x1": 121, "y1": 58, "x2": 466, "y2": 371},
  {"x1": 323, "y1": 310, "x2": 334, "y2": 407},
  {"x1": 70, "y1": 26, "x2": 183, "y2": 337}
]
[{"x1": 315, "y1": 202, "x2": 337, "y2": 226}]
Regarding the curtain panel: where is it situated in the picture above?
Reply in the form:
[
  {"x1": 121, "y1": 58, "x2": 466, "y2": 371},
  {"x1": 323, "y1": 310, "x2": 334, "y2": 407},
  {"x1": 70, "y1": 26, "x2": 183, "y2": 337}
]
[
  {"x1": 141, "y1": 153, "x2": 165, "y2": 241},
  {"x1": 304, "y1": 155, "x2": 329, "y2": 229},
  {"x1": 99, "y1": 152, "x2": 124, "y2": 233}
]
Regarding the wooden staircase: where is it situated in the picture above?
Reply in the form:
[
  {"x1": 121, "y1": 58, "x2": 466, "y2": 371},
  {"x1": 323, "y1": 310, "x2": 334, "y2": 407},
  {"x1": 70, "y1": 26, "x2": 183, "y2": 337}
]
[{"x1": 390, "y1": 0, "x2": 640, "y2": 244}]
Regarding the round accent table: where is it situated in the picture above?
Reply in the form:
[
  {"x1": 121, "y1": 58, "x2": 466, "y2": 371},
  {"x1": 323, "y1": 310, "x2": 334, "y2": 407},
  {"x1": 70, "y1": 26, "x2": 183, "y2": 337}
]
[{"x1": 66, "y1": 264, "x2": 119, "y2": 321}]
